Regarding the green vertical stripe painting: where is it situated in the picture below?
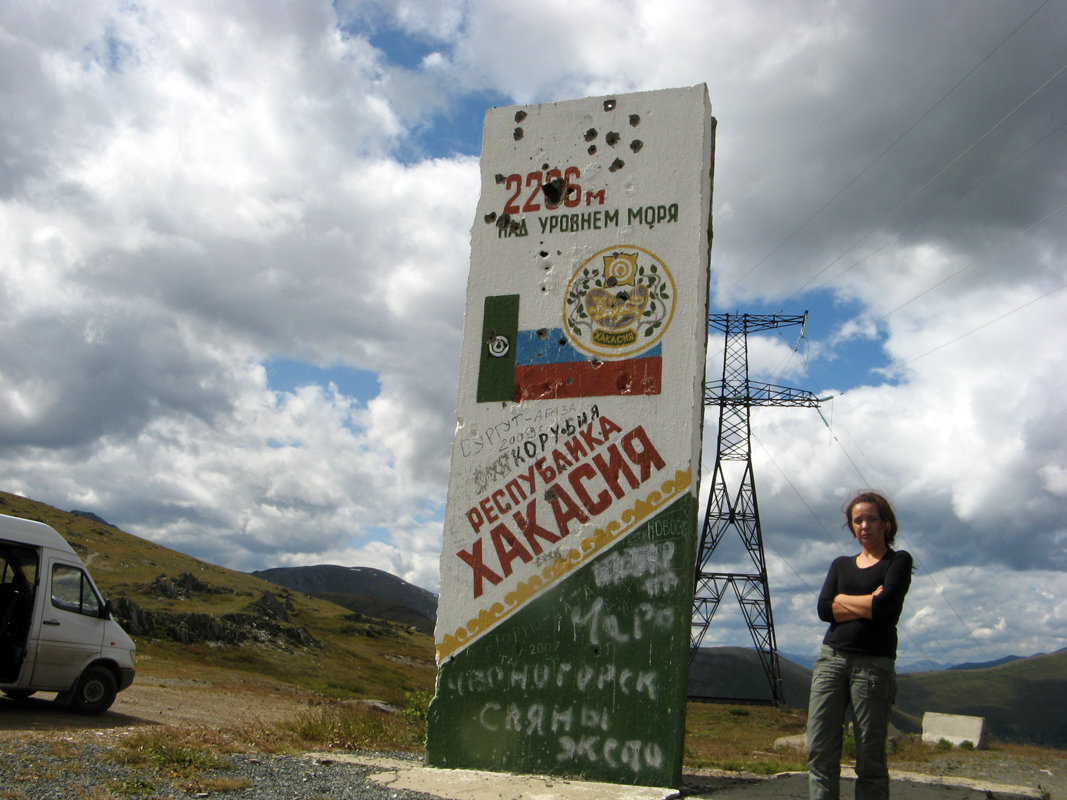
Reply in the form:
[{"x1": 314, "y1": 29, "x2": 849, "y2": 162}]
[{"x1": 476, "y1": 294, "x2": 519, "y2": 403}]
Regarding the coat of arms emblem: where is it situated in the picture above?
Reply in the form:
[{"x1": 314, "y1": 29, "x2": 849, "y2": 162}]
[{"x1": 564, "y1": 245, "x2": 676, "y2": 359}]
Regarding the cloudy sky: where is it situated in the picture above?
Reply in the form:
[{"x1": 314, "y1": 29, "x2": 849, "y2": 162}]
[{"x1": 2, "y1": 0, "x2": 1064, "y2": 668}]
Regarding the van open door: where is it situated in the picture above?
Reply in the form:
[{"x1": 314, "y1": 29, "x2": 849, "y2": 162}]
[{"x1": 0, "y1": 543, "x2": 37, "y2": 687}]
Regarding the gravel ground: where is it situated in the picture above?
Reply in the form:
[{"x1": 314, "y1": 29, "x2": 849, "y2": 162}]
[{"x1": 0, "y1": 737, "x2": 444, "y2": 800}]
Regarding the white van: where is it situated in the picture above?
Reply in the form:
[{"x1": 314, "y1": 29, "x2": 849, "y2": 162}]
[{"x1": 0, "y1": 513, "x2": 135, "y2": 713}]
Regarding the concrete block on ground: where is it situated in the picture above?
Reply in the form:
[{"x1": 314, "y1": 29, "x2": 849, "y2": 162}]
[
  {"x1": 922, "y1": 711, "x2": 986, "y2": 748},
  {"x1": 774, "y1": 733, "x2": 807, "y2": 751}
]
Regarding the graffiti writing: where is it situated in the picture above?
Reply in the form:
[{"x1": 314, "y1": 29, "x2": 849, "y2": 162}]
[
  {"x1": 591, "y1": 541, "x2": 679, "y2": 597},
  {"x1": 443, "y1": 661, "x2": 660, "y2": 700},
  {"x1": 569, "y1": 597, "x2": 674, "y2": 658}
]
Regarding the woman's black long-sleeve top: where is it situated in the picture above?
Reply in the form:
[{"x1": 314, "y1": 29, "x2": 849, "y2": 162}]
[{"x1": 816, "y1": 548, "x2": 912, "y2": 660}]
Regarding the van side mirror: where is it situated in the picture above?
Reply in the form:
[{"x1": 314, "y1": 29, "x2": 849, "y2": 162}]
[{"x1": 100, "y1": 599, "x2": 113, "y2": 620}]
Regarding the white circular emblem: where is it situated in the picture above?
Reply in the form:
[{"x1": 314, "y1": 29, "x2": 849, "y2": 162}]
[
  {"x1": 564, "y1": 245, "x2": 676, "y2": 359},
  {"x1": 487, "y1": 335, "x2": 511, "y2": 358}
]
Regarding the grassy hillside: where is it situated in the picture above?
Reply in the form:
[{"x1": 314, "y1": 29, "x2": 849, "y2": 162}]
[
  {"x1": 896, "y1": 650, "x2": 1067, "y2": 748},
  {"x1": 0, "y1": 491, "x2": 437, "y2": 707}
]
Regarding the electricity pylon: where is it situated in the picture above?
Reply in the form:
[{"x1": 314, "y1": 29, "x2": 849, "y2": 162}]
[{"x1": 691, "y1": 312, "x2": 821, "y2": 706}]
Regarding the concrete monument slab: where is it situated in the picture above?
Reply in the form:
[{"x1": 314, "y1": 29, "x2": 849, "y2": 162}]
[{"x1": 427, "y1": 85, "x2": 715, "y2": 788}]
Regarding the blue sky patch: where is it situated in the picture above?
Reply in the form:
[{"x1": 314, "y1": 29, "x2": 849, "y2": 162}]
[{"x1": 266, "y1": 358, "x2": 381, "y2": 403}]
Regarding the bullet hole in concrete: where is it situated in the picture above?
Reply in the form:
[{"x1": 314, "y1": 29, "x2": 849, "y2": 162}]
[
  {"x1": 544, "y1": 488, "x2": 559, "y2": 503},
  {"x1": 559, "y1": 338, "x2": 567, "y2": 347},
  {"x1": 514, "y1": 127, "x2": 524, "y2": 141},
  {"x1": 603, "y1": 99, "x2": 616, "y2": 111},
  {"x1": 542, "y1": 177, "x2": 566, "y2": 207},
  {"x1": 537, "y1": 328, "x2": 549, "y2": 340},
  {"x1": 591, "y1": 358, "x2": 602, "y2": 368},
  {"x1": 495, "y1": 173, "x2": 505, "y2": 184},
  {"x1": 515, "y1": 110, "x2": 527, "y2": 123},
  {"x1": 484, "y1": 211, "x2": 498, "y2": 224},
  {"x1": 605, "y1": 131, "x2": 620, "y2": 146},
  {"x1": 496, "y1": 213, "x2": 511, "y2": 229},
  {"x1": 606, "y1": 275, "x2": 618, "y2": 287},
  {"x1": 509, "y1": 220, "x2": 521, "y2": 234},
  {"x1": 630, "y1": 140, "x2": 644, "y2": 153},
  {"x1": 584, "y1": 128, "x2": 598, "y2": 141},
  {"x1": 609, "y1": 158, "x2": 625, "y2": 172},
  {"x1": 630, "y1": 114, "x2": 641, "y2": 127},
  {"x1": 588, "y1": 145, "x2": 597, "y2": 155},
  {"x1": 540, "y1": 250, "x2": 549, "y2": 257},
  {"x1": 542, "y1": 163, "x2": 550, "y2": 170}
]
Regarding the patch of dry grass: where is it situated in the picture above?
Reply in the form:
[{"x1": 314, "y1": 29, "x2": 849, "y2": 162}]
[
  {"x1": 683, "y1": 703, "x2": 808, "y2": 775},
  {"x1": 293, "y1": 691, "x2": 431, "y2": 752}
]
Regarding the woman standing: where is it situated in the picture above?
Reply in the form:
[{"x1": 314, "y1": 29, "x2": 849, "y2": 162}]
[{"x1": 807, "y1": 492, "x2": 913, "y2": 800}]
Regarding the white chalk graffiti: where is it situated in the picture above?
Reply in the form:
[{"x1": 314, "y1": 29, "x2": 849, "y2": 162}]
[
  {"x1": 476, "y1": 700, "x2": 665, "y2": 775},
  {"x1": 445, "y1": 661, "x2": 659, "y2": 700},
  {"x1": 569, "y1": 596, "x2": 674, "y2": 650},
  {"x1": 557, "y1": 737, "x2": 664, "y2": 773},
  {"x1": 591, "y1": 541, "x2": 678, "y2": 596}
]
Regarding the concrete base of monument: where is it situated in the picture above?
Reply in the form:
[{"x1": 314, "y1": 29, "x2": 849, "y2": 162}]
[{"x1": 311, "y1": 753, "x2": 1048, "y2": 800}]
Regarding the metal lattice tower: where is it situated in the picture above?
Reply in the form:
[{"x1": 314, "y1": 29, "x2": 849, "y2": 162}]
[{"x1": 691, "y1": 312, "x2": 821, "y2": 705}]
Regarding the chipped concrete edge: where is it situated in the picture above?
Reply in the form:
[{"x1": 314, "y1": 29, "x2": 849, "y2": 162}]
[
  {"x1": 307, "y1": 753, "x2": 678, "y2": 800},
  {"x1": 306, "y1": 754, "x2": 1048, "y2": 800}
]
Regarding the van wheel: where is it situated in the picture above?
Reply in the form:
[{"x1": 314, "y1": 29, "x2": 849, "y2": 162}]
[
  {"x1": 70, "y1": 665, "x2": 117, "y2": 714},
  {"x1": 2, "y1": 689, "x2": 35, "y2": 701}
]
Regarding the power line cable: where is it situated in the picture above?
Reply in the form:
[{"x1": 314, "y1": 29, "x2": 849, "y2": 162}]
[
  {"x1": 902, "y1": 281, "x2": 1067, "y2": 367},
  {"x1": 849, "y1": 198, "x2": 1067, "y2": 339},
  {"x1": 779, "y1": 59, "x2": 1067, "y2": 309},
  {"x1": 728, "y1": 0, "x2": 1054, "y2": 293},
  {"x1": 816, "y1": 117, "x2": 1067, "y2": 293}
]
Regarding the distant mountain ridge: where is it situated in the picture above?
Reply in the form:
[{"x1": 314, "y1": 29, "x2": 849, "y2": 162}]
[
  {"x1": 689, "y1": 647, "x2": 812, "y2": 707},
  {"x1": 779, "y1": 651, "x2": 1039, "y2": 674},
  {"x1": 252, "y1": 564, "x2": 438, "y2": 635},
  {"x1": 692, "y1": 646, "x2": 1067, "y2": 748}
]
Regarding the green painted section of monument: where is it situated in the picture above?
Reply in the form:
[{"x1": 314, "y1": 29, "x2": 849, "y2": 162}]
[
  {"x1": 476, "y1": 294, "x2": 519, "y2": 403},
  {"x1": 427, "y1": 493, "x2": 697, "y2": 786}
]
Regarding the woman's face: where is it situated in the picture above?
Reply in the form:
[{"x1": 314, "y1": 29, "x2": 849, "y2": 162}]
[{"x1": 850, "y1": 501, "x2": 889, "y2": 550}]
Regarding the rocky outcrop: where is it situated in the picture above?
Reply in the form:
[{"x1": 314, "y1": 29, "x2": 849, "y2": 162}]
[
  {"x1": 149, "y1": 572, "x2": 230, "y2": 600},
  {"x1": 112, "y1": 587, "x2": 320, "y2": 651}
]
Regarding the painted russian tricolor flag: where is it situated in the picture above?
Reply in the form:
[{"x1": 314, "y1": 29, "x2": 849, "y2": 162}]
[{"x1": 476, "y1": 295, "x2": 662, "y2": 403}]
